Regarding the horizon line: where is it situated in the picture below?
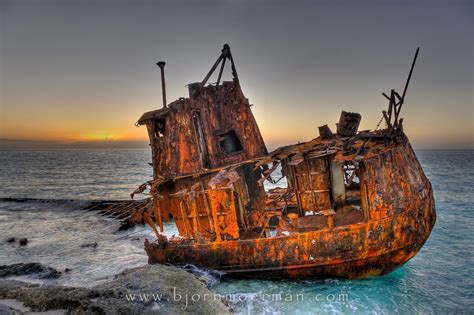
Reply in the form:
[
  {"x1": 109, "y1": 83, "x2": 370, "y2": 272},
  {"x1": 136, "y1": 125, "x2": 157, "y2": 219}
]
[{"x1": 1, "y1": 138, "x2": 472, "y2": 151}]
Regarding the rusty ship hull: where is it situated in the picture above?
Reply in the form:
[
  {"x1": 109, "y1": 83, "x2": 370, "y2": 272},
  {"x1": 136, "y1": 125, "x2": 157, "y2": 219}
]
[
  {"x1": 145, "y1": 204, "x2": 435, "y2": 279},
  {"x1": 136, "y1": 45, "x2": 435, "y2": 279},
  {"x1": 144, "y1": 142, "x2": 436, "y2": 279}
]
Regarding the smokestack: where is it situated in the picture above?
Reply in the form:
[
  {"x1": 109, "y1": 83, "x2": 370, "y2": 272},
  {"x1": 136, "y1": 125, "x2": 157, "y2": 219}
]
[{"x1": 156, "y1": 61, "x2": 167, "y2": 108}]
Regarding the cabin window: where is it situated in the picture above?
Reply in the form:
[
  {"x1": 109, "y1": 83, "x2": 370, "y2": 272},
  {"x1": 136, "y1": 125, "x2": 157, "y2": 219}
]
[
  {"x1": 344, "y1": 162, "x2": 360, "y2": 187},
  {"x1": 218, "y1": 130, "x2": 243, "y2": 154},
  {"x1": 343, "y1": 161, "x2": 361, "y2": 206},
  {"x1": 153, "y1": 119, "x2": 166, "y2": 138}
]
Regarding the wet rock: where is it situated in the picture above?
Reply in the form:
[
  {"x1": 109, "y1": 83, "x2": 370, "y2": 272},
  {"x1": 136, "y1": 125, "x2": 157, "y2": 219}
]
[
  {"x1": 18, "y1": 239, "x2": 28, "y2": 246},
  {"x1": 80, "y1": 242, "x2": 97, "y2": 248},
  {"x1": 0, "y1": 263, "x2": 61, "y2": 279},
  {"x1": 6, "y1": 237, "x2": 15, "y2": 243},
  {"x1": 118, "y1": 220, "x2": 134, "y2": 231},
  {"x1": 64, "y1": 268, "x2": 72, "y2": 273},
  {"x1": 0, "y1": 265, "x2": 231, "y2": 314}
]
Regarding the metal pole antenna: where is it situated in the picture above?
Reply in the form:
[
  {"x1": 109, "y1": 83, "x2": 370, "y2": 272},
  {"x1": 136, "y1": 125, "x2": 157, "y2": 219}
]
[{"x1": 156, "y1": 61, "x2": 167, "y2": 108}]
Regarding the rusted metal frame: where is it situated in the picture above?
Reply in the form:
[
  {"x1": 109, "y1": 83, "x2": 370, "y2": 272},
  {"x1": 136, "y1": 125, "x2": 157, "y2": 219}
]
[
  {"x1": 210, "y1": 194, "x2": 223, "y2": 242},
  {"x1": 101, "y1": 202, "x2": 128, "y2": 214},
  {"x1": 182, "y1": 196, "x2": 201, "y2": 239},
  {"x1": 115, "y1": 201, "x2": 143, "y2": 215},
  {"x1": 381, "y1": 47, "x2": 419, "y2": 134},
  {"x1": 200, "y1": 181, "x2": 216, "y2": 238},
  {"x1": 152, "y1": 196, "x2": 164, "y2": 232},
  {"x1": 382, "y1": 110, "x2": 392, "y2": 130},
  {"x1": 323, "y1": 156, "x2": 334, "y2": 208},
  {"x1": 289, "y1": 164, "x2": 304, "y2": 216},
  {"x1": 391, "y1": 90, "x2": 402, "y2": 131},
  {"x1": 392, "y1": 96, "x2": 405, "y2": 134},
  {"x1": 270, "y1": 175, "x2": 286, "y2": 184},
  {"x1": 394, "y1": 91, "x2": 403, "y2": 104},
  {"x1": 274, "y1": 190, "x2": 295, "y2": 203},
  {"x1": 171, "y1": 158, "x2": 260, "y2": 181},
  {"x1": 227, "y1": 49, "x2": 239, "y2": 83},
  {"x1": 282, "y1": 191, "x2": 293, "y2": 211},
  {"x1": 388, "y1": 90, "x2": 397, "y2": 129},
  {"x1": 232, "y1": 181, "x2": 247, "y2": 229},
  {"x1": 258, "y1": 218, "x2": 270, "y2": 238},
  {"x1": 304, "y1": 157, "x2": 318, "y2": 210},
  {"x1": 143, "y1": 211, "x2": 160, "y2": 239},
  {"x1": 201, "y1": 53, "x2": 225, "y2": 87},
  {"x1": 145, "y1": 122, "x2": 160, "y2": 177},
  {"x1": 201, "y1": 44, "x2": 237, "y2": 87},
  {"x1": 305, "y1": 149, "x2": 338, "y2": 159},
  {"x1": 135, "y1": 200, "x2": 152, "y2": 215},
  {"x1": 101, "y1": 203, "x2": 128, "y2": 215},
  {"x1": 214, "y1": 79, "x2": 225, "y2": 130},
  {"x1": 192, "y1": 110, "x2": 211, "y2": 169},
  {"x1": 402, "y1": 47, "x2": 420, "y2": 100},
  {"x1": 116, "y1": 212, "x2": 132, "y2": 220},
  {"x1": 258, "y1": 161, "x2": 280, "y2": 185},
  {"x1": 172, "y1": 186, "x2": 238, "y2": 240},
  {"x1": 82, "y1": 203, "x2": 103, "y2": 211},
  {"x1": 177, "y1": 197, "x2": 192, "y2": 238},
  {"x1": 216, "y1": 57, "x2": 226, "y2": 86},
  {"x1": 381, "y1": 90, "x2": 400, "y2": 131},
  {"x1": 393, "y1": 106, "x2": 402, "y2": 132},
  {"x1": 170, "y1": 186, "x2": 238, "y2": 197},
  {"x1": 388, "y1": 89, "x2": 394, "y2": 123},
  {"x1": 303, "y1": 189, "x2": 329, "y2": 193}
]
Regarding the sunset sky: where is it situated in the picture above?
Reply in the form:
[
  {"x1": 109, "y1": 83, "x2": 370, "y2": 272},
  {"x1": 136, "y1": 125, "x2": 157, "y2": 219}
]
[{"x1": 1, "y1": 0, "x2": 472, "y2": 149}]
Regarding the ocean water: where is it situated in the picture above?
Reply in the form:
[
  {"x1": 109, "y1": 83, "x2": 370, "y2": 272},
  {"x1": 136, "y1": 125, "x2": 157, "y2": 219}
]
[{"x1": 0, "y1": 149, "x2": 472, "y2": 314}]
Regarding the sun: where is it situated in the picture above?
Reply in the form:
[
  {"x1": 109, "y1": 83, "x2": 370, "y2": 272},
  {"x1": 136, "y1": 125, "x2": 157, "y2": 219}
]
[{"x1": 78, "y1": 132, "x2": 117, "y2": 141}]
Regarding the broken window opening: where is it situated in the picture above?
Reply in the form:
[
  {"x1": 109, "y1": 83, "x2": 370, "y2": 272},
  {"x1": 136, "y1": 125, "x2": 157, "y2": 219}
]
[
  {"x1": 218, "y1": 130, "x2": 243, "y2": 155},
  {"x1": 343, "y1": 161, "x2": 361, "y2": 206},
  {"x1": 344, "y1": 162, "x2": 360, "y2": 187},
  {"x1": 153, "y1": 119, "x2": 166, "y2": 138}
]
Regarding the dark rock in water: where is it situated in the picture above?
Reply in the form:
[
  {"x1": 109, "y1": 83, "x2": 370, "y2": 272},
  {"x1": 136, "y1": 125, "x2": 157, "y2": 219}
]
[
  {"x1": 18, "y1": 238, "x2": 28, "y2": 246},
  {"x1": 80, "y1": 242, "x2": 97, "y2": 248},
  {"x1": 64, "y1": 268, "x2": 72, "y2": 273},
  {"x1": 0, "y1": 263, "x2": 61, "y2": 279},
  {"x1": 6, "y1": 237, "x2": 15, "y2": 243},
  {"x1": 118, "y1": 220, "x2": 134, "y2": 231},
  {"x1": 0, "y1": 265, "x2": 231, "y2": 314}
]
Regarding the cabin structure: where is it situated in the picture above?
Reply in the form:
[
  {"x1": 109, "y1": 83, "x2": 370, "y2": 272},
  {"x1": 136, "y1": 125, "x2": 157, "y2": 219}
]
[
  {"x1": 135, "y1": 45, "x2": 378, "y2": 242},
  {"x1": 137, "y1": 44, "x2": 269, "y2": 241},
  {"x1": 136, "y1": 46, "x2": 435, "y2": 279},
  {"x1": 136, "y1": 45, "x2": 431, "y2": 256}
]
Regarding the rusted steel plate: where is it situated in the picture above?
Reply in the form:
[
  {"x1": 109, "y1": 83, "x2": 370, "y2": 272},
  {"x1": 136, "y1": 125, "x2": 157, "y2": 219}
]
[{"x1": 145, "y1": 190, "x2": 435, "y2": 279}]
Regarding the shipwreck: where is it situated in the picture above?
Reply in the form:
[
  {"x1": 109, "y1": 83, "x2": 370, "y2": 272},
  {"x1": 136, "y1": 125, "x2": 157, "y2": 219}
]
[{"x1": 134, "y1": 44, "x2": 435, "y2": 279}]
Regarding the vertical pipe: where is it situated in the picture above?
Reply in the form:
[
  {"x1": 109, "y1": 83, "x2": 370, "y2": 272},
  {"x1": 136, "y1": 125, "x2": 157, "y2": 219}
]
[{"x1": 156, "y1": 61, "x2": 167, "y2": 108}]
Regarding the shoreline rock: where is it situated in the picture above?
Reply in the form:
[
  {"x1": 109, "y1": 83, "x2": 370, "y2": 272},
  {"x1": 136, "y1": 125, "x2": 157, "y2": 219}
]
[
  {"x1": 0, "y1": 263, "x2": 61, "y2": 279},
  {"x1": 79, "y1": 242, "x2": 98, "y2": 248},
  {"x1": 0, "y1": 264, "x2": 231, "y2": 314}
]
